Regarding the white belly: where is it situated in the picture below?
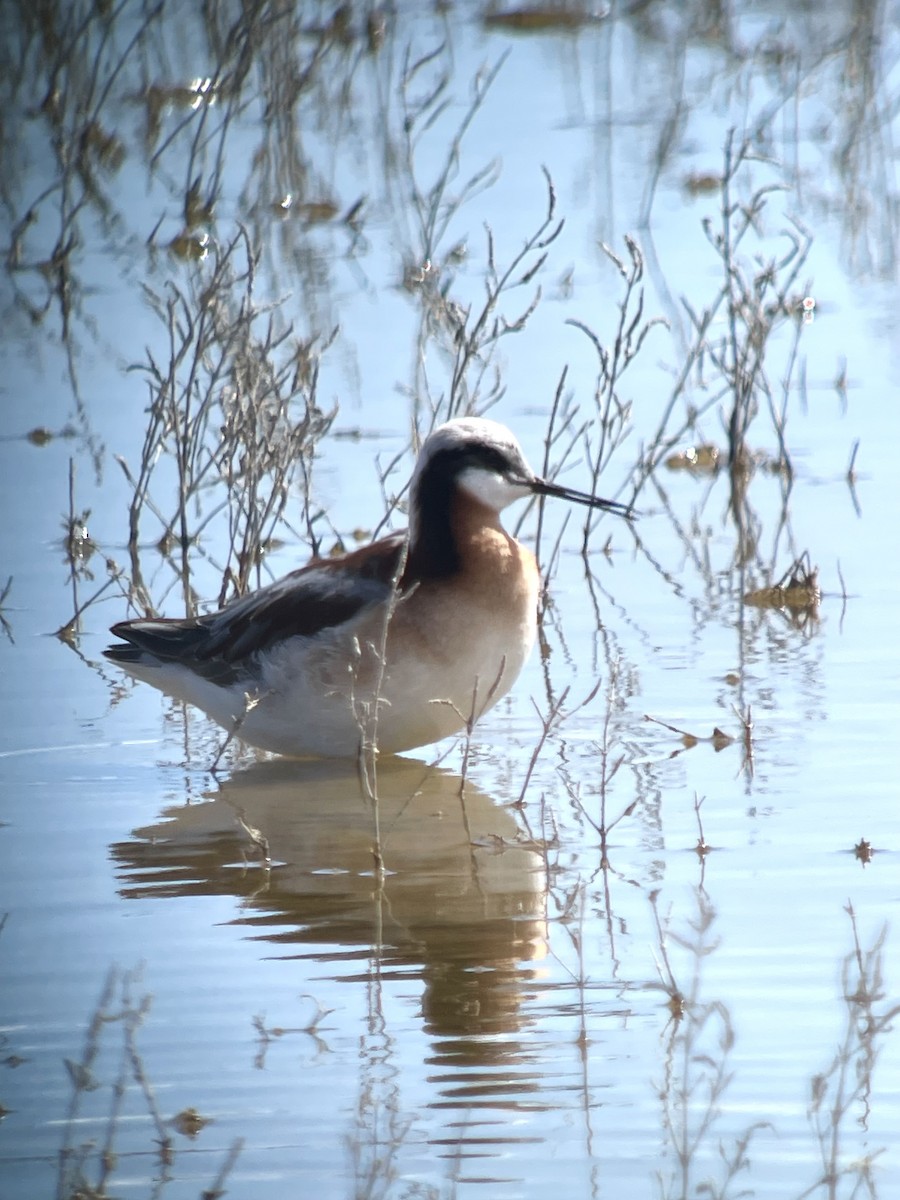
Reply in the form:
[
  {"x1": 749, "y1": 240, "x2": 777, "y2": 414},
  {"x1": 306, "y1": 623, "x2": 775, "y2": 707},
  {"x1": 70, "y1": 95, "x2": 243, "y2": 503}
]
[
  {"x1": 239, "y1": 583, "x2": 538, "y2": 756},
  {"x1": 122, "y1": 535, "x2": 540, "y2": 758}
]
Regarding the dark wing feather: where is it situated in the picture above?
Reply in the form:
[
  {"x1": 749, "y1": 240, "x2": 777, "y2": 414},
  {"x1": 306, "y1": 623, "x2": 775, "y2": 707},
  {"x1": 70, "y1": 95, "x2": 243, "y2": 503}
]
[{"x1": 105, "y1": 532, "x2": 408, "y2": 685}]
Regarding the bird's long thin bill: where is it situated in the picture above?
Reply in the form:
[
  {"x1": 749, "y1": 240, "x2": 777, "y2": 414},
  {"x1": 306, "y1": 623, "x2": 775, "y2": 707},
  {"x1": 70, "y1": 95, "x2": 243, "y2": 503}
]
[{"x1": 532, "y1": 478, "x2": 635, "y2": 519}]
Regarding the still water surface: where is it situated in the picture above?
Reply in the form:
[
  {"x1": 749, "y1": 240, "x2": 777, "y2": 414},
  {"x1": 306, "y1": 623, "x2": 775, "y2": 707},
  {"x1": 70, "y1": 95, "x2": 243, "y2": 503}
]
[{"x1": 1, "y1": 3, "x2": 899, "y2": 1197}]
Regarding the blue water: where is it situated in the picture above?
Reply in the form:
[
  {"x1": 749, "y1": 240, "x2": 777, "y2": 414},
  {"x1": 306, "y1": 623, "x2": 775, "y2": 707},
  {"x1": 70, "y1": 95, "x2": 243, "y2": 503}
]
[{"x1": 1, "y1": 4, "x2": 899, "y2": 1197}]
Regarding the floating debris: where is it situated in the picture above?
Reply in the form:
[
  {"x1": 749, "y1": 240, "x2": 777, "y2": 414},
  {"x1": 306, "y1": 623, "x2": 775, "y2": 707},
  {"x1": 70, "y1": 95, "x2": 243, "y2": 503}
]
[
  {"x1": 760, "y1": 455, "x2": 792, "y2": 476},
  {"x1": 294, "y1": 200, "x2": 340, "y2": 223},
  {"x1": 171, "y1": 1106, "x2": 211, "y2": 1138},
  {"x1": 144, "y1": 78, "x2": 219, "y2": 114},
  {"x1": 666, "y1": 990, "x2": 686, "y2": 1021},
  {"x1": 366, "y1": 10, "x2": 387, "y2": 52},
  {"x1": 683, "y1": 171, "x2": 722, "y2": 195},
  {"x1": 644, "y1": 714, "x2": 736, "y2": 752},
  {"x1": 403, "y1": 257, "x2": 439, "y2": 291},
  {"x1": 63, "y1": 518, "x2": 94, "y2": 563},
  {"x1": 169, "y1": 230, "x2": 210, "y2": 261},
  {"x1": 143, "y1": 79, "x2": 220, "y2": 148},
  {"x1": 272, "y1": 195, "x2": 339, "y2": 223},
  {"x1": 483, "y1": 5, "x2": 607, "y2": 33},
  {"x1": 80, "y1": 120, "x2": 126, "y2": 171},
  {"x1": 854, "y1": 838, "x2": 874, "y2": 865},
  {"x1": 185, "y1": 178, "x2": 215, "y2": 227},
  {"x1": 744, "y1": 552, "x2": 820, "y2": 612},
  {"x1": 665, "y1": 443, "x2": 721, "y2": 473}
]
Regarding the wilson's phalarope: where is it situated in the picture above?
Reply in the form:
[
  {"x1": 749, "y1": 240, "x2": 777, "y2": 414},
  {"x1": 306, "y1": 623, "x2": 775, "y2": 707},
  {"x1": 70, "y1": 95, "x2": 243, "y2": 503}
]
[{"x1": 105, "y1": 417, "x2": 632, "y2": 757}]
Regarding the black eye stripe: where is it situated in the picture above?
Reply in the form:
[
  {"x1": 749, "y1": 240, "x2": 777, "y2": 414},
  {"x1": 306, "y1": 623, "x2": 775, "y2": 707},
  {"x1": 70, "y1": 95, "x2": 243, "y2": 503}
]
[{"x1": 427, "y1": 443, "x2": 521, "y2": 479}]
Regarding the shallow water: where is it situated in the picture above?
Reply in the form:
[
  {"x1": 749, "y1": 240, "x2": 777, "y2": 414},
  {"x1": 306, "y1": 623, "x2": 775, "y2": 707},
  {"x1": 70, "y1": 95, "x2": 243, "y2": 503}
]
[{"x1": 1, "y1": 3, "x2": 899, "y2": 1197}]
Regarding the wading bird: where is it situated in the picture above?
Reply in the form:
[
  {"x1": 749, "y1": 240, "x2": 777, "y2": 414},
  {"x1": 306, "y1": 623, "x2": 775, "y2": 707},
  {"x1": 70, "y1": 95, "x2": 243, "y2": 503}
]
[{"x1": 105, "y1": 417, "x2": 632, "y2": 757}]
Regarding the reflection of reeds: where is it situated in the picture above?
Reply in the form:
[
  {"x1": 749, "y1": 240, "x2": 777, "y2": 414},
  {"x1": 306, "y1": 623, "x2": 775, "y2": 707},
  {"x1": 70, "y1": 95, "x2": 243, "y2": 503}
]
[
  {"x1": 805, "y1": 904, "x2": 900, "y2": 1199},
  {"x1": 0, "y1": 913, "x2": 12, "y2": 1120},
  {"x1": 251, "y1": 997, "x2": 333, "y2": 1070},
  {"x1": 0, "y1": 577, "x2": 14, "y2": 644},
  {"x1": 348, "y1": 978, "x2": 415, "y2": 1200},
  {"x1": 56, "y1": 966, "x2": 242, "y2": 1200},
  {"x1": 653, "y1": 890, "x2": 770, "y2": 1200},
  {"x1": 2, "y1": 1, "x2": 159, "y2": 322}
]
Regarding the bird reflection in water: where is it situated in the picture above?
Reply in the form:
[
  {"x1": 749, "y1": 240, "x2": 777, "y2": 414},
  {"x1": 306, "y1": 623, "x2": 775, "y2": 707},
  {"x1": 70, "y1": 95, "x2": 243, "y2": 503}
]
[{"x1": 111, "y1": 757, "x2": 549, "y2": 1096}]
